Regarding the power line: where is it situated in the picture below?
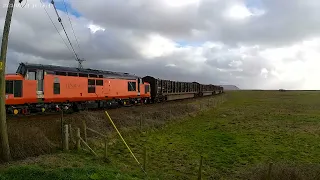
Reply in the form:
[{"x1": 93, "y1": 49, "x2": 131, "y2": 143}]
[
  {"x1": 51, "y1": 0, "x2": 78, "y2": 59},
  {"x1": 50, "y1": 0, "x2": 82, "y2": 66},
  {"x1": 40, "y1": 0, "x2": 73, "y2": 56},
  {"x1": 62, "y1": 0, "x2": 82, "y2": 55},
  {"x1": 61, "y1": 0, "x2": 84, "y2": 68}
]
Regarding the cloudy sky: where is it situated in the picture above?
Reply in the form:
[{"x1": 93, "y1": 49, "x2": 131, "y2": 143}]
[{"x1": 1, "y1": 0, "x2": 320, "y2": 89}]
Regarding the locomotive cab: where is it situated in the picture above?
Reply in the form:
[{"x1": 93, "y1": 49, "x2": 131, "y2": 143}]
[
  {"x1": 16, "y1": 63, "x2": 44, "y2": 99},
  {"x1": 5, "y1": 74, "x2": 26, "y2": 114},
  {"x1": 5, "y1": 63, "x2": 44, "y2": 114},
  {"x1": 5, "y1": 74, "x2": 24, "y2": 100}
]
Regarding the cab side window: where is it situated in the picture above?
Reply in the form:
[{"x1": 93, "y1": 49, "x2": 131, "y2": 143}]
[
  {"x1": 5, "y1": 80, "x2": 13, "y2": 94},
  {"x1": 5, "y1": 80, "x2": 23, "y2": 97},
  {"x1": 14, "y1": 80, "x2": 22, "y2": 97},
  {"x1": 28, "y1": 71, "x2": 36, "y2": 80},
  {"x1": 128, "y1": 82, "x2": 136, "y2": 91}
]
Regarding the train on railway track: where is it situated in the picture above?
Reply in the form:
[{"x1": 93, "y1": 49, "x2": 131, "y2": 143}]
[{"x1": 4, "y1": 62, "x2": 224, "y2": 115}]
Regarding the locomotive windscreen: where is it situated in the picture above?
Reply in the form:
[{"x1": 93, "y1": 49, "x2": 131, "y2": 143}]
[{"x1": 16, "y1": 63, "x2": 27, "y2": 76}]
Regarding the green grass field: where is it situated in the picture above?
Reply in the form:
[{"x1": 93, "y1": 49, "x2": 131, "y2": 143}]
[{"x1": 1, "y1": 91, "x2": 320, "y2": 179}]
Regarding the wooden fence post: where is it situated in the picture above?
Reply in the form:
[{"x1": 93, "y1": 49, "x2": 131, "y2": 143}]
[
  {"x1": 76, "y1": 128, "x2": 81, "y2": 151},
  {"x1": 69, "y1": 124, "x2": 74, "y2": 146},
  {"x1": 63, "y1": 124, "x2": 69, "y2": 151},
  {"x1": 82, "y1": 120, "x2": 87, "y2": 142},
  {"x1": 198, "y1": 155, "x2": 203, "y2": 180}
]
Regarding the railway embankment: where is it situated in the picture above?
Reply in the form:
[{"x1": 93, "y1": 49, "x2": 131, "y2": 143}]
[{"x1": 4, "y1": 94, "x2": 227, "y2": 161}]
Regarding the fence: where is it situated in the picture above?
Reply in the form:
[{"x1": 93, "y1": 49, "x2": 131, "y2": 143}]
[{"x1": 58, "y1": 94, "x2": 228, "y2": 178}]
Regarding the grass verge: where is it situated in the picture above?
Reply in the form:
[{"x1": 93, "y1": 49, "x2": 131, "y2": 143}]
[{"x1": 2, "y1": 91, "x2": 320, "y2": 179}]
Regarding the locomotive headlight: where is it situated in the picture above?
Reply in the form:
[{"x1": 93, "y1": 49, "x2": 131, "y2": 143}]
[{"x1": 13, "y1": 109, "x2": 19, "y2": 115}]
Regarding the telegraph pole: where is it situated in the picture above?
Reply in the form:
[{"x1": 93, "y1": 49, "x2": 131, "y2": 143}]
[{"x1": 0, "y1": 0, "x2": 16, "y2": 161}]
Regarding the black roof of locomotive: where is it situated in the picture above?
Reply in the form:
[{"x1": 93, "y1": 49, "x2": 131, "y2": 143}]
[{"x1": 17, "y1": 62, "x2": 140, "y2": 80}]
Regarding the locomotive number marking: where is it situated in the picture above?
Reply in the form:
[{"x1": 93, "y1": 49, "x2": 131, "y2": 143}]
[{"x1": 66, "y1": 83, "x2": 80, "y2": 89}]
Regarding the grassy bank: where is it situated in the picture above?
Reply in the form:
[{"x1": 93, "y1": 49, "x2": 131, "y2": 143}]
[{"x1": 1, "y1": 91, "x2": 320, "y2": 179}]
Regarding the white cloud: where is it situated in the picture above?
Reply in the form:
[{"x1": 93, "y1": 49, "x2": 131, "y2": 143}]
[
  {"x1": 165, "y1": 63, "x2": 176, "y2": 67},
  {"x1": 223, "y1": 2, "x2": 265, "y2": 20},
  {"x1": 138, "y1": 34, "x2": 177, "y2": 59},
  {"x1": 88, "y1": 24, "x2": 105, "y2": 33},
  {"x1": 225, "y1": 4, "x2": 252, "y2": 20},
  {"x1": 260, "y1": 68, "x2": 268, "y2": 78}
]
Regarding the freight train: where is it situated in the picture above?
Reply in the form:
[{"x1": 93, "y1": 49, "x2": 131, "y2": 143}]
[{"x1": 4, "y1": 62, "x2": 224, "y2": 115}]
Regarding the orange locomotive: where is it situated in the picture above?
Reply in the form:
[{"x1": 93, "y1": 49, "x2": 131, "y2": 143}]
[{"x1": 5, "y1": 63, "x2": 151, "y2": 114}]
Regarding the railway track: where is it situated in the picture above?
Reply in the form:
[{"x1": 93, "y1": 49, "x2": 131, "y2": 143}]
[{"x1": 7, "y1": 93, "x2": 225, "y2": 120}]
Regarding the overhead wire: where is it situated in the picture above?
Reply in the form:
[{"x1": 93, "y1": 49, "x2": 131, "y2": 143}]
[
  {"x1": 62, "y1": 0, "x2": 82, "y2": 56},
  {"x1": 20, "y1": 0, "x2": 27, "y2": 8},
  {"x1": 50, "y1": 0, "x2": 79, "y2": 61},
  {"x1": 39, "y1": 0, "x2": 73, "y2": 56}
]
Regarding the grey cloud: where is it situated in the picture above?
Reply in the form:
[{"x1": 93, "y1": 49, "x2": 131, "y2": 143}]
[
  {"x1": 70, "y1": 0, "x2": 199, "y2": 39},
  {"x1": 1, "y1": 0, "x2": 319, "y2": 90},
  {"x1": 207, "y1": 0, "x2": 320, "y2": 46},
  {"x1": 71, "y1": 0, "x2": 320, "y2": 47},
  {"x1": 203, "y1": 44, "x2": 274, "y2": 78},
  {"x1": 0, "y1": 0, "x2": 141, "y2": 62}
]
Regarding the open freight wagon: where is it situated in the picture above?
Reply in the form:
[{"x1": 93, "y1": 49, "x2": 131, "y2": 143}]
[{"x1": 142, "y1": 76, "x2": 222, "y2": 103}]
